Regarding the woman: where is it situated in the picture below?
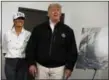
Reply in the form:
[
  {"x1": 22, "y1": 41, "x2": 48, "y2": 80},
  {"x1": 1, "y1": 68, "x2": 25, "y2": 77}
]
[{"x1": 2, "y1": 12, "x2": 31, "y2": 80}]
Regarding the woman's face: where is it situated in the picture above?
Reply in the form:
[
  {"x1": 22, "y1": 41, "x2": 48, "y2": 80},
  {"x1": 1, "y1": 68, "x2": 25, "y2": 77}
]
[{"x1": 14, "y1": 19, "x2": 24, "y2": 27}]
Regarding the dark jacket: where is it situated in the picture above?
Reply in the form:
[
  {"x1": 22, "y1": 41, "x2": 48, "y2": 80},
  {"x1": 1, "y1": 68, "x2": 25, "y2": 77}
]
[{"x1": 25, "y1": 21, "x2": 78, "y2": 71}]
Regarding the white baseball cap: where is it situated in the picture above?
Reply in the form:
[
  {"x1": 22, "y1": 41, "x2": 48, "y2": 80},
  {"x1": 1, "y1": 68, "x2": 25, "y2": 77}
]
[{"x1": 13, "y1": 12, "x2": 25, "y2": 20}]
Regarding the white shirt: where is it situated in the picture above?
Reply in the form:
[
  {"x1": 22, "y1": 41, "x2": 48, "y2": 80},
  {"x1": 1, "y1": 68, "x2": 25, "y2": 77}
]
[
  {"x1": 2, "y1": 27, "x2": 31, "y2": 58},
  {"x1": 49, "y1": 20, "x2": 55, "y2": 32}
]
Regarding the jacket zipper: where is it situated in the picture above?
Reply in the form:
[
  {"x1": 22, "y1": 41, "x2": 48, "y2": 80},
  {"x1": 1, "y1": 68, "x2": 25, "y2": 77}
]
[
  {"x1": 49, "y1": 28, "x2": 56, "y2": 56},
  {"x1": 49, "y1": 31, "x2": 54, "y2": 56}
]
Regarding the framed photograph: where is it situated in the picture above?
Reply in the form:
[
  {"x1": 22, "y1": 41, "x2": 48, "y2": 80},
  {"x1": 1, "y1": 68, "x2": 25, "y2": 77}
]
[{"x1": 76, "y1": 27, "x2": 108, "y2": 69}]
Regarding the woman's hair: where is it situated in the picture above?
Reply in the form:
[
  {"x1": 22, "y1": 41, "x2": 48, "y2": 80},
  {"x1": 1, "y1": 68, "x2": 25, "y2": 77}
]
[{"x1": 11, "y1": 24, "x2": 15, "y2": 29}]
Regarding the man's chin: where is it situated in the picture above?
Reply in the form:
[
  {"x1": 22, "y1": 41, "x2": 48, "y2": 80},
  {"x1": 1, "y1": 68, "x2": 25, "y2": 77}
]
[{"x1": 53, "y1": 18, "x2": 60, "y2": 22}]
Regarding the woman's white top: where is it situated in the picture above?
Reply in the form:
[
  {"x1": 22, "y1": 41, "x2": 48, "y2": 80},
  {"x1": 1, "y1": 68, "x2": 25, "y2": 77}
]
[{"x1": 2, "y1": 28, "x2": 31, "y2": 58}]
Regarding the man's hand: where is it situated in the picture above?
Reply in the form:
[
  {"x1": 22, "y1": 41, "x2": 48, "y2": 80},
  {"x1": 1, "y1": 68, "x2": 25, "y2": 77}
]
[
  {"x1": 64, "y1": 69, "x2": 72, "y2": 79},
  {"x1": 29, "y1": 65, "x2": 37, "y2": 77}
]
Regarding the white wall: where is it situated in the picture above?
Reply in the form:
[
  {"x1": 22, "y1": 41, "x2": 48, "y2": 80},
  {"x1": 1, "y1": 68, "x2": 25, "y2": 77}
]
[
  {"x1": 2, "y1": 2, "x2": 108, "y2": 79},
  {"x1": 0, "y1": 2, "x2": 1, "y2": 80}
]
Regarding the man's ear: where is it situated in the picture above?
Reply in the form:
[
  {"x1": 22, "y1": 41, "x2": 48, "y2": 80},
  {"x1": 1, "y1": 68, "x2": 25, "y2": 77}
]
[{"x1": 59, "y1": 14, "x2": 62, "y2": 18}]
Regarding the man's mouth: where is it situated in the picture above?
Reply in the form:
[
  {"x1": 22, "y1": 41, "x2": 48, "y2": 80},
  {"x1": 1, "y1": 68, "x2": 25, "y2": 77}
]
[{"x1": 54, "y1": 14, "x2": 58, "y2": 17}]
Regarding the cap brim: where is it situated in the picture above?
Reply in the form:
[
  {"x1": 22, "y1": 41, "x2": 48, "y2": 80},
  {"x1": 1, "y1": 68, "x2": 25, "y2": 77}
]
[{"x1": 14, "y1": 17, "x2": 25, "y2": 20}]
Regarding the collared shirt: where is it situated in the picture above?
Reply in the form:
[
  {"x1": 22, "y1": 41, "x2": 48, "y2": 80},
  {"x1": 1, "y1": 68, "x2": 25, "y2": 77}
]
[
  {"x1": 49, "y1": 20, "x2": 55, "y2": 32},
  {"x1": 2, "y1": 27, "x2": 31, "y2": 58}
]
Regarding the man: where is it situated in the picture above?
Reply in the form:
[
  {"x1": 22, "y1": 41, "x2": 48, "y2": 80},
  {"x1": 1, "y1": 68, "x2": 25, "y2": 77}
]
[
  {"x1": 26, "y1": 3, "x2": 78, "y2": 79},
  {"x1": 2, "y1": 12, "x2": 31, "y2": 80}
]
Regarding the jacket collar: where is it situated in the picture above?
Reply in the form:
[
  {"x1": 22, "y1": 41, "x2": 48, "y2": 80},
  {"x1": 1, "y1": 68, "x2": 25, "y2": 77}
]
[{"x1": 47, "y1": 19, "x2": 62, "y2": 27}]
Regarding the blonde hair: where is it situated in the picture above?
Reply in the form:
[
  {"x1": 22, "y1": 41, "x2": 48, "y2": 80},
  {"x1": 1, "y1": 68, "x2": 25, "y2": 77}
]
[{"x1": 48, "y1": 3, "x2": 62, "y2": 11}]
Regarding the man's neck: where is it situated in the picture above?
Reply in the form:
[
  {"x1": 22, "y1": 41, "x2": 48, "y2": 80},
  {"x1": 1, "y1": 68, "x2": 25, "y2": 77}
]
[{"x1": 50, "y1": 19, "x2": 60, "y2": 25}]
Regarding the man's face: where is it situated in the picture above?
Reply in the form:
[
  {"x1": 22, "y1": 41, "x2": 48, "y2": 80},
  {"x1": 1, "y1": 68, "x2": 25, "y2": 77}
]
[
  {"x1": 14, "y1": 18, "x2": 24, "y2": 27},
  {"x1": 48, "y1": 6, "x2": 61, "y2": 22}
]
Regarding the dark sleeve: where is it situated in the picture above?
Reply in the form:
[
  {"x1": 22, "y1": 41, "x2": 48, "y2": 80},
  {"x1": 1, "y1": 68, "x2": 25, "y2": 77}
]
[
  {"x1": 65, "y1": 29, "x2": 78, "y2": 71},
  {"x1": 25, "y1": 28, "x2": 37, "y2": 66}
]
